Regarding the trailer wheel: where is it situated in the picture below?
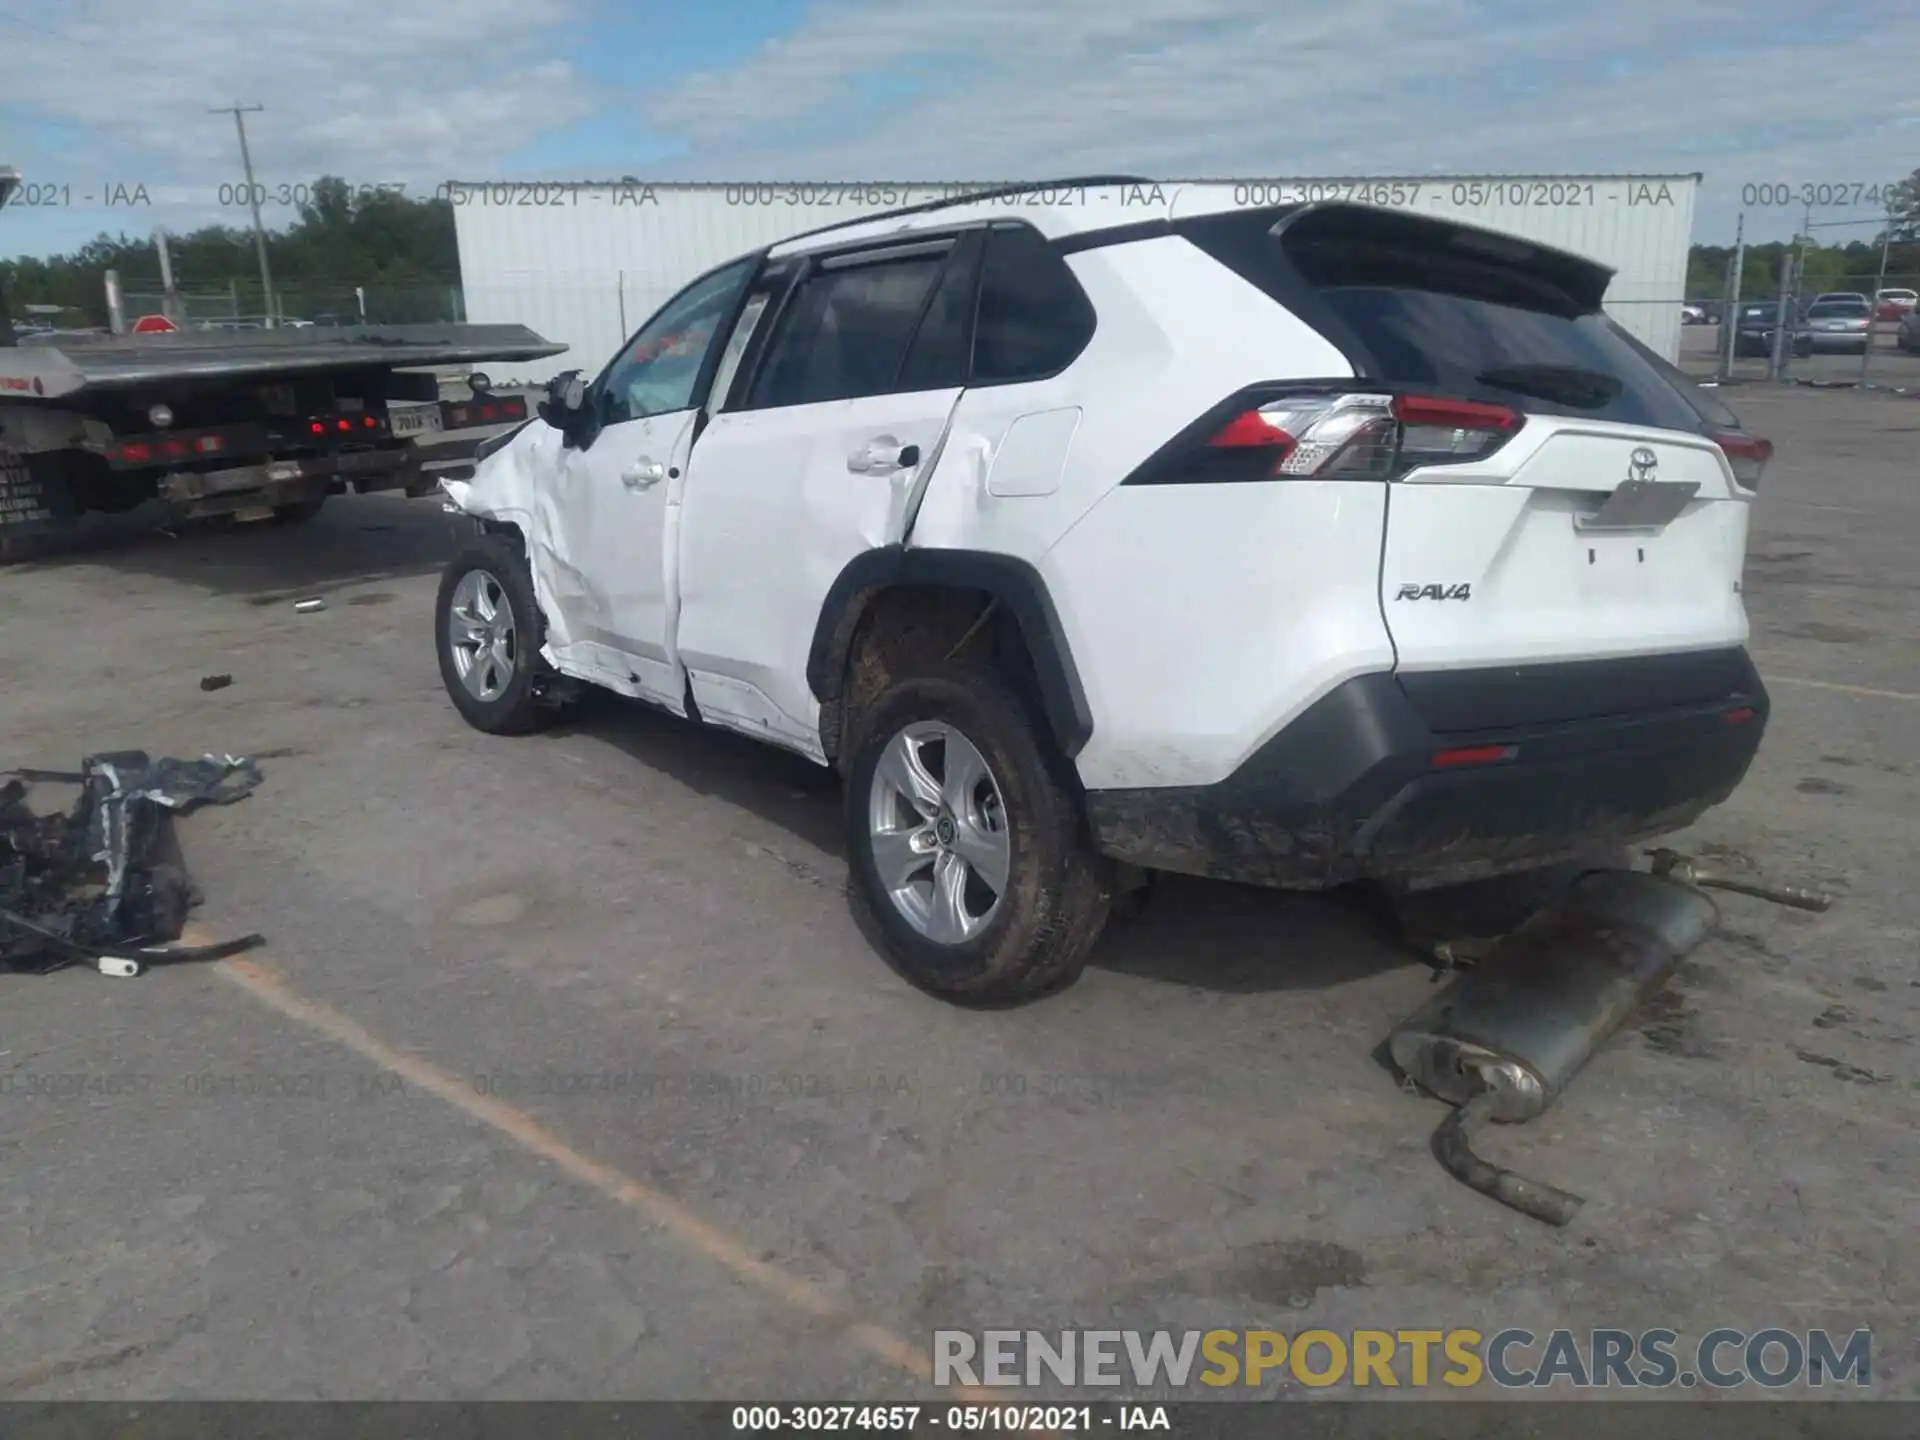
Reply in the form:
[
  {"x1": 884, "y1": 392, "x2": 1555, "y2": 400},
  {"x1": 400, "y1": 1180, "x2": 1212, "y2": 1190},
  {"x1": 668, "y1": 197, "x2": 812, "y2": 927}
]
[{"x1": 272, "y1": 497, "x2": 328, "y2": 524}]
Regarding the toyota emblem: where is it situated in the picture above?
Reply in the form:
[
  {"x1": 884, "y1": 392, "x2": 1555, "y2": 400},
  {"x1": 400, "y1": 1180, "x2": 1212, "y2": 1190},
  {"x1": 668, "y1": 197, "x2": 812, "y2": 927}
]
[{"x1": 1629, "y1": 446, "x2": 1659, "y2": 482}]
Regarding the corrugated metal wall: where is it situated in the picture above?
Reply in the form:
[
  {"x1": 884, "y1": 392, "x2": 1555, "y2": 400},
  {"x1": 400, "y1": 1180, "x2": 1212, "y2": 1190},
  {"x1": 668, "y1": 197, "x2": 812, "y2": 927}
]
[{"x1": 452, "y1": 176, "x2": 1698, "y2": 380}]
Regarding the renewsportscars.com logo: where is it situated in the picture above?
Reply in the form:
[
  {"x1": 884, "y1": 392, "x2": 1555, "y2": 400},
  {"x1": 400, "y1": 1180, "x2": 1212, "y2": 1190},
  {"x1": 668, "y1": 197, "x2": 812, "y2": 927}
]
[{"x1": 932, "y1": 1328, "x2": 1873, "y2": 1391}]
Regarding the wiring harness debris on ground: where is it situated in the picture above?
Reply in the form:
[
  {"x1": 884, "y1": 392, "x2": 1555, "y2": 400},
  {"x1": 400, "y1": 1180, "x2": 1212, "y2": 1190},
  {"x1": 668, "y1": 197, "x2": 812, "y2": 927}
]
[{"x1": 1, "y1": 751, "x2": 265, "y2": 977}]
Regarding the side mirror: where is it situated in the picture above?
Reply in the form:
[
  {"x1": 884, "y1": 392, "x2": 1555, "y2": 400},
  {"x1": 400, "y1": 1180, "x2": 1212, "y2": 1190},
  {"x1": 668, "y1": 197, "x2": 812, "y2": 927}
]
[{"x1": 548, "y1": 370, "x2": 586, "y2": 414}]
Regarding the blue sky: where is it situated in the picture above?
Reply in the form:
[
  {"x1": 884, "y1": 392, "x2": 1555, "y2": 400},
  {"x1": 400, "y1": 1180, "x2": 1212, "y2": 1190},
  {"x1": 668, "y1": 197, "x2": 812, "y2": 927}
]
[{"x1": 3, "y1": 0, "x2": 1917, "y2": 261}]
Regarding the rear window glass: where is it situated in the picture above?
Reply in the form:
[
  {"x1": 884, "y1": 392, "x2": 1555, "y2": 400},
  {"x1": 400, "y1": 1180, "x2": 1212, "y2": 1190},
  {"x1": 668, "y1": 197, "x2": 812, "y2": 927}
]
[
  {"x1": 1180, "y1": 209, "x2": 1704, "y2": 432},
  {"x1": 1806, "y1": 300, "x2": 1867, "y2": 317},
  {"x1": 1312, "y1": 289, "x2": 1703, "y2": 430}
]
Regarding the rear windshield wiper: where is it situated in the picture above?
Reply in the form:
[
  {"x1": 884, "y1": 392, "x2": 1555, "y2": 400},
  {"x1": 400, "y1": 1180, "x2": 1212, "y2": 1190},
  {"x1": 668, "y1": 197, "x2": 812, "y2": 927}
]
[{"x1": 1474, "y1": 363, "x2": 1622, "y2": 410}]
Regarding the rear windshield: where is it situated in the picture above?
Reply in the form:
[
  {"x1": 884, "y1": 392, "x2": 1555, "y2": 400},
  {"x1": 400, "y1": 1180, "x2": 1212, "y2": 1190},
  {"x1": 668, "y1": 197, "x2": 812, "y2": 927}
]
[
  {"x1": 1806, "y1": 300, "x2": 1868, "y2": 317},
  {"x1": 1178, "y1": 207, "x2": 1704, "y2": 432}
]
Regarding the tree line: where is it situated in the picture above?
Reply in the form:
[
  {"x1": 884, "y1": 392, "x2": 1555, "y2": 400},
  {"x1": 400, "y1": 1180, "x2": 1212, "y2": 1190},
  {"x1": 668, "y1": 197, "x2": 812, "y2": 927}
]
[{"x1": 1, "y1": 176, "x2": 459, "y2": 325}]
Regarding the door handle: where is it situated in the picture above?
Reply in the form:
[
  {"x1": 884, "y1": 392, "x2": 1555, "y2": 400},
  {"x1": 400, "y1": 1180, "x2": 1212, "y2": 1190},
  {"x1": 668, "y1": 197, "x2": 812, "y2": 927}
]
[
  {"x1": 847, "y1": 439, "x2": 920, "y2": 474},
  {"x1": 622, "y1": 459, "x2": 667, "y2": 489}
]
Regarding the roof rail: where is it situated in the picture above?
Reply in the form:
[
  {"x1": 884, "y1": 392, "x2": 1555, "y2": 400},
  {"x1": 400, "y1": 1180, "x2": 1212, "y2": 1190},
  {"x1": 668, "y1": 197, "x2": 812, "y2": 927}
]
[{"x1": 775, "y1": 175, "x2": 1157, "y2": 250}]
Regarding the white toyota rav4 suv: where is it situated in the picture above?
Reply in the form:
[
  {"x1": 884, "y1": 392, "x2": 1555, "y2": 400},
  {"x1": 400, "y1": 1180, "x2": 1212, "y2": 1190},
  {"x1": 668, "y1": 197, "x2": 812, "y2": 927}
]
[{"x1": 435, "y1": 180, "x2": 1773, "y2": 1006}]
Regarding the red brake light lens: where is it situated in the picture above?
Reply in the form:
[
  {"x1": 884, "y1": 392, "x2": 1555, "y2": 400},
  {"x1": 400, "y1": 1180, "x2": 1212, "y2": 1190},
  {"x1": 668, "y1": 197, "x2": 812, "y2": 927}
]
[
  {"x1": 1432, "y1": 744, "x2": 1519, "y2": 769},
  {"x1": 117, "y1": 441, "x2": 154, "y2": 463},
  {"x1": 1713, "y1": 431, "x2": 1771, "y2": 490}
]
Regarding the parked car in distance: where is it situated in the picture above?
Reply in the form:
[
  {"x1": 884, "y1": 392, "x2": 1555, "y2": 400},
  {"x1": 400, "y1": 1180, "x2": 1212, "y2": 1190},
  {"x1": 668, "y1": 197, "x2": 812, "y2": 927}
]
[
  {"x1": 1794, "y1": 295, "x2": 1873, "y2": 355},
  {"x1": 1733, "y1": 301, "x2": 1794, "y2": 357},
  {"x1": 1681, "y1": 302, "x2": 1708, "y2": 325},
  {"x1": 1897, "y1": 308, "x2": 1920, "y2": 353},
  {"x1": 1873, "y1": 288, "x2": 1917, "y2": 321}
]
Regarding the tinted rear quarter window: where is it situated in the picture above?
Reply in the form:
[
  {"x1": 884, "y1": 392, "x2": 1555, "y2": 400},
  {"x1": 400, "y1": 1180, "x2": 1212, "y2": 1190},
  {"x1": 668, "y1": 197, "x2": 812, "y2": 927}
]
[
  {"x1": 971, "y1": 224, "x2": 1096, "y2": 384},
  {"x1": 1180, "y1": 208, "x2": 1705, "y2": 432},
  {"x1": 747, "y1": 255, "x2": 944, "y2": 408}
]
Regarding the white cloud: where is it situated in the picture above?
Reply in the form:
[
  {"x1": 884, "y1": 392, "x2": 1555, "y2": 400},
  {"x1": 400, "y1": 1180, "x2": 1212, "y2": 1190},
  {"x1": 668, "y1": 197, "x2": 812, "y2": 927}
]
[
  {"x1": 633, "y1": 0, "x2": 1920, "y2": 237},
  {"x1": 1, "y1": 0, "x2": 596, "y2": 241},
  {"x1": 5, "y1": 0, "x2": 1917, "y2": 254}
]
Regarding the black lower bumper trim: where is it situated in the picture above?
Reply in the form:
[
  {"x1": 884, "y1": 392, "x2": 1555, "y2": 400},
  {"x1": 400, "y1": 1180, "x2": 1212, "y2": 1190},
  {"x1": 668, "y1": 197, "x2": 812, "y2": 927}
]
[{"x1": 1084, "y1": 649, "x2": 1768, "y2": 891}]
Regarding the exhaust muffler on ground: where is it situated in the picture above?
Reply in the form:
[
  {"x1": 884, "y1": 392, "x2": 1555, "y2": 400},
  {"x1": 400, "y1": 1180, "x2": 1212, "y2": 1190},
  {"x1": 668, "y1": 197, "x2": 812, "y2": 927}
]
[{"x1": 1387, "y1": 869, "x2": 1722, "y2": 1226}]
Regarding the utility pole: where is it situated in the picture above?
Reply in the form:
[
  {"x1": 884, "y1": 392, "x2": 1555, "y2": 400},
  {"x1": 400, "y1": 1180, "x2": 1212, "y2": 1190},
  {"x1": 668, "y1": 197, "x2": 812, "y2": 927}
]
[
  {"x1": 210, "y1": 103, "x2": 275, "y2": 327},
  {"x1": 1861, "y1": 216, "x2": 1894, "y2": 388},
  {"x1": 155, "y1": 227, "x2": 182, "y2": 323},
  {"x1": 1769, "y1": 250, "x2": 1797, "y2": 383},
  {"x1": 1719, "y1": 212, "x2": 1746, "y2": 381}
]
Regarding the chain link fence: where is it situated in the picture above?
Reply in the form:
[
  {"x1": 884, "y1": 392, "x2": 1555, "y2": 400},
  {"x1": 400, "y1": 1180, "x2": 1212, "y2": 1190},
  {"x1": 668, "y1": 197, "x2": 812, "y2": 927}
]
[
  {"x1": 117, "y1": 282, "x2": 466, "y2": 329},
  {"x1": 1683, "y1": 214, "x2": 1920, "y2": 390}
]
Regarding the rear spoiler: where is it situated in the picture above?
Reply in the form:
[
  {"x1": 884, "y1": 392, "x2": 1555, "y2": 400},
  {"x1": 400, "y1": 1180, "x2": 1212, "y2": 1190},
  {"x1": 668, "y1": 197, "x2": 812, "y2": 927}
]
[{"x1": 1268, "y1": 202, "x2": 1615, "y2": 314}]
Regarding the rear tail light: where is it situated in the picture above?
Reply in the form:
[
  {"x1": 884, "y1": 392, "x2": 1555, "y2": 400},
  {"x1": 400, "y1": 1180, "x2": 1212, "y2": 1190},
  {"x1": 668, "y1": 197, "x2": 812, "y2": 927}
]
[
  {"x1": 1140, "y1": 390, "x2": 1522, "y2": 485},
  {"x1": 116, "y1": 441, "x2": 154, "y2": 463},
  {"x1": 1712, "y1": 431, "x2": 1772, "y2": 491}
]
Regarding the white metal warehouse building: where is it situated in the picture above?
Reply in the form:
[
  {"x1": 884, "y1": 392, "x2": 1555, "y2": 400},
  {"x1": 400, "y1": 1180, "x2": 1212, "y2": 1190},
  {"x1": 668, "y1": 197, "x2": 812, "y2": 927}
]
[{"x1": 451, "y1": 175, "x2": 1699, "y2": 381}]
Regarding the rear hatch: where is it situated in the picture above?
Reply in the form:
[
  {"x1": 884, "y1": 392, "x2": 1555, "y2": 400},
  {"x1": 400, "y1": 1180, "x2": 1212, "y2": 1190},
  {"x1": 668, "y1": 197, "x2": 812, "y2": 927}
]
[{"x1": 1178, "y1": 204, "x2": 1769, "y2": 722}]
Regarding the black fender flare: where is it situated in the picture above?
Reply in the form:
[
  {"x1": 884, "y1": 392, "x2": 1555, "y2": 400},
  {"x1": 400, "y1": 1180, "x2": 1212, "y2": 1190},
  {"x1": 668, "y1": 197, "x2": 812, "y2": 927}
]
[{"x1": 807, "y1": 545, "x2": 1094, "y2": 758}]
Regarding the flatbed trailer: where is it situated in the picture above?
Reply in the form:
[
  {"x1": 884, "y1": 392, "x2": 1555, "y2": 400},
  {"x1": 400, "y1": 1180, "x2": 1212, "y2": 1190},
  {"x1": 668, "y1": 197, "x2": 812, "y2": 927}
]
[{"x1": 2, "y1": 165, "x2": 563, "y2": 543}]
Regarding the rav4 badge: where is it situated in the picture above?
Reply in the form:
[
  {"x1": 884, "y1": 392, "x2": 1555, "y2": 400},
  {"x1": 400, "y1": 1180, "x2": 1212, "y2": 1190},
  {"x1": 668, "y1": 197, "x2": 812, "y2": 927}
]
[{"x1": 1395, "y1": 583, "x2": 1473, "y2": 601}]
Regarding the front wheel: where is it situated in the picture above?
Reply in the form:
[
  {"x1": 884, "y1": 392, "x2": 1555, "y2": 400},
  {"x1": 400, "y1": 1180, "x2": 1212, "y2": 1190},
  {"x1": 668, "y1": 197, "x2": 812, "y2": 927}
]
[
  {"x1": 844, "y1": 662, "x2": 1110, "y2": 1007},
  {"x1": 434, "y1": 534, "x2": 556, "y2": 735}
]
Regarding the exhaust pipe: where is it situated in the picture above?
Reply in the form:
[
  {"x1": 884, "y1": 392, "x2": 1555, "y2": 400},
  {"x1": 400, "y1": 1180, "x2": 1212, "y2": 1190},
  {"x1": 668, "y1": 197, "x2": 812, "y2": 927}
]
[{"x1": 1389, "y1": 869, "x2": 1720, "y2": 1225}]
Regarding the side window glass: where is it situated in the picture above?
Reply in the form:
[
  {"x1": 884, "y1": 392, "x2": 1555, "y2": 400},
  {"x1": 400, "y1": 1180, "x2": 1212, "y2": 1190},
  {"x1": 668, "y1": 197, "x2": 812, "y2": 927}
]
[
  {"x1": 896, "y1": 247, "x2": 977, "y2": 392},
  {"x1": 600, "y1": 258, "x2": 756, "y2": 425},
  {"x1": 747, "y1": 255, "x2": 944, "y2": 410},
  {"x1": 971, "y1": 225, "x2": 1096, "y2": 384}
]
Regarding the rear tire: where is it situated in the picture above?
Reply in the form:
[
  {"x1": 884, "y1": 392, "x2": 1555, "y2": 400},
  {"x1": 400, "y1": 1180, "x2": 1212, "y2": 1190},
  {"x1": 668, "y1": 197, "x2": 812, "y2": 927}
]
[
  {"x1": 844, "y1": 660, "x2": 1109, "y2": 1007},
  {"x1": 434, "y1": 533, "x2": 556, "y2": 736}
]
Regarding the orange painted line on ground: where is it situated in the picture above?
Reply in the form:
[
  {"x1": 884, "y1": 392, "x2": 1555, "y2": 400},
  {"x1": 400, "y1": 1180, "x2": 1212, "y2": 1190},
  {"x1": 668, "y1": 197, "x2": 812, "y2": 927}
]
[
  {"x1": 1768, "y1": 674, "x2": 1920, "y2": 703},
  {"x1": 205, "y1": 942, "x2": 980, "y2": 1393}
]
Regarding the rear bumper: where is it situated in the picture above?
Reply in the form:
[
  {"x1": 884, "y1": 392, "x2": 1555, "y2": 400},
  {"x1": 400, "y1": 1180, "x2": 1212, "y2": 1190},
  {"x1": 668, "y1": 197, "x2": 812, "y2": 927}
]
[
  {"x1": 1795, "y1": 332, "x2": 1871, "y2": 352},
  {"x1": 1084, "y1": 648, "x2": 1768, "y2": 891}
]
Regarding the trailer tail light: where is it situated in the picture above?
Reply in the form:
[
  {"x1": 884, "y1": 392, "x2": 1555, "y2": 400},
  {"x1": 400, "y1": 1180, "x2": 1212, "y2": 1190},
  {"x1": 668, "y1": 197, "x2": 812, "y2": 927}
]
[
  {"x1": 1431, "y1": 744, "x2": 1520, "y2": 769},
  {"x1": 1129, "y1": 389, "x2": 1523, "y2": 486},
  {"x1": 310, "y1": 421, "x2": 325, "y2": 435},
  {"x1": 1712, "y1": 430, "x2": 1772, "y2": 491},
  {"x1": 336, "y1": 418, "x2": 352, "y2": 432},
  {"x1": 363, "y1": 414, "x2": 378, "y2": 428}
]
